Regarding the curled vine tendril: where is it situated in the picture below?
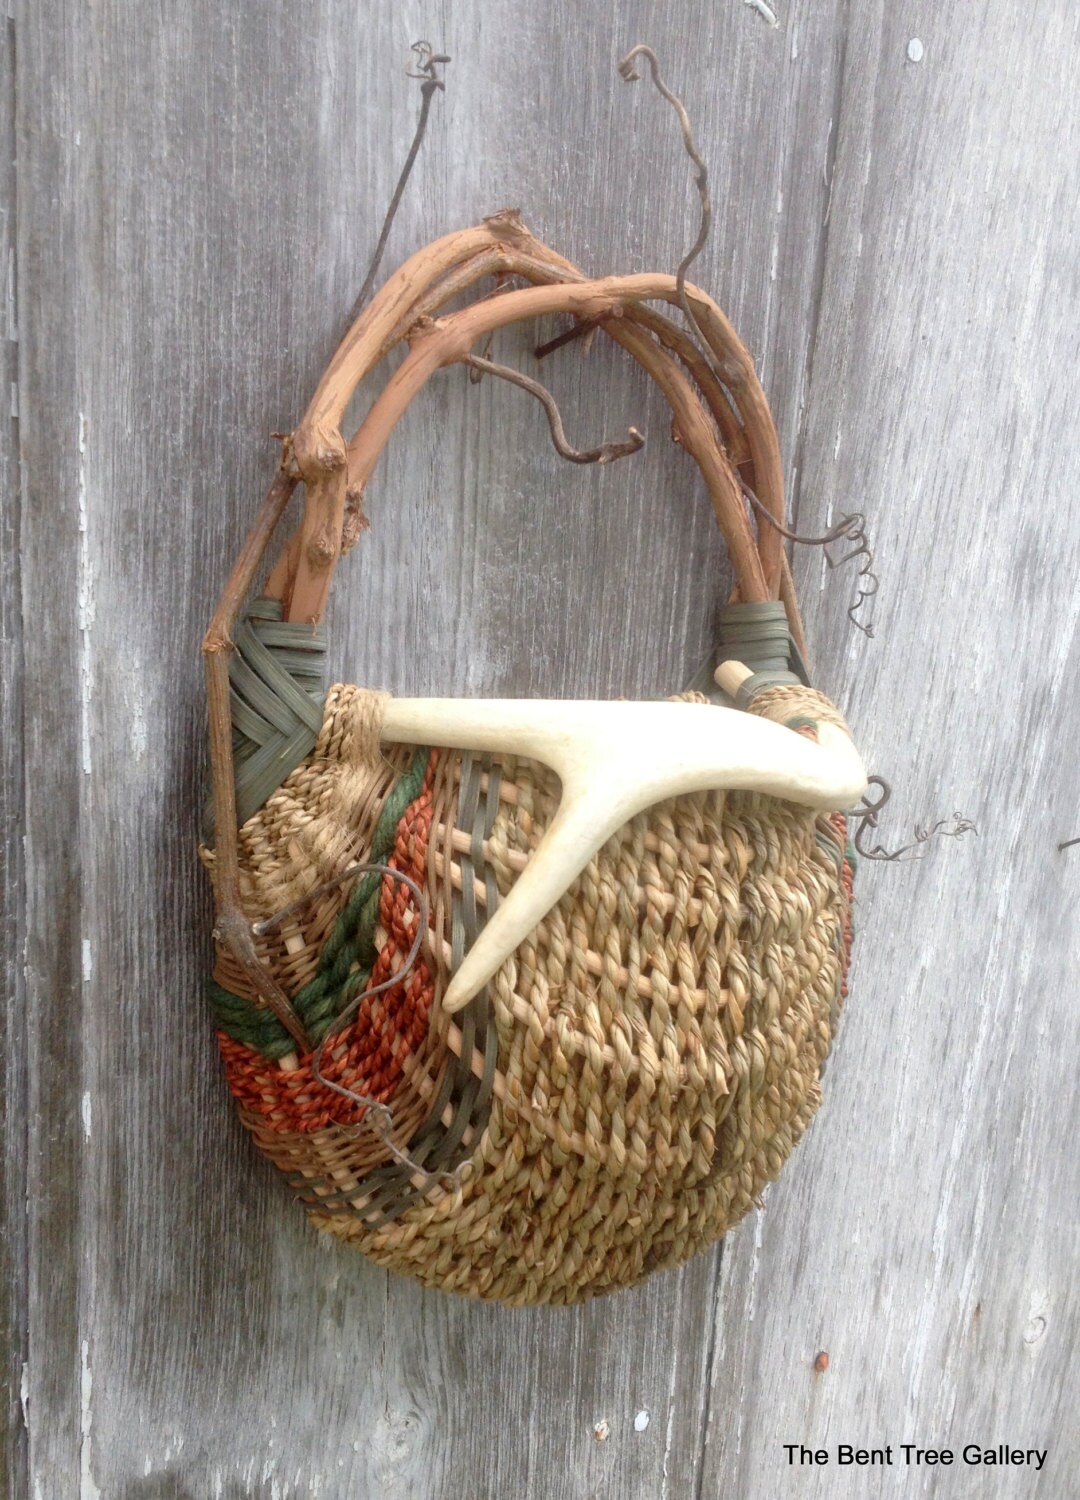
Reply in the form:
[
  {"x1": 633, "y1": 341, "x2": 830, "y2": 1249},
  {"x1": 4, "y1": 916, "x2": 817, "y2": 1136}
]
[
  {"x1": 741, "y1": 484, "x2": 879, "y2": 636},
  {"x1": 618, "y1": 44, "x2": 881, "y2": 636},
  {"x1": 345, "y1": 41, "x2": 451, "y2": 327},
  {"x1": 851, "y1": 777, "x2": 978, "y2": 862},
  {"x1": 616, "y1": 44, "x2": 727, "y2": 395}
]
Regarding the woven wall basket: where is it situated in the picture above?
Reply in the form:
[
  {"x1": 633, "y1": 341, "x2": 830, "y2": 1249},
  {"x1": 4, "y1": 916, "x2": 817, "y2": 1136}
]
[{"x1": 201, "y1": 212, "x2": 865, "y2": 1306}]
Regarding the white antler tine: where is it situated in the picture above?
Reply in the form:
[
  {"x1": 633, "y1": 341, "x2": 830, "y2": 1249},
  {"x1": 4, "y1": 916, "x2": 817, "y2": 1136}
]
[{"x1": 379, "y1": 698, "x2": 867, "y2": 1013}]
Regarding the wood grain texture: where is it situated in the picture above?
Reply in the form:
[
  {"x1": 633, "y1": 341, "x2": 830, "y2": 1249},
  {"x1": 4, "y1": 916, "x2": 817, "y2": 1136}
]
[
  {"x1": 701, "y1": 3, "x2": 1080, "y2": 1496},
  {"x1": 6, "y1": 0, "x2": 1078, "y2": 1496},
  {"x1": 0, "y1": 5, "x2": 28, "y2": 1494}
]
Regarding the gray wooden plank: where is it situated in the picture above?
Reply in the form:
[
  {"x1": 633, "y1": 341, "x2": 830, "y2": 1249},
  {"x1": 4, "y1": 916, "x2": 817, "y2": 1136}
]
[
  {"x1": 0, "y1": 2, "x2": 28, "y2": 1494},
  {"x1": 17, "y1": 8, "x2": 410, "y2": 1495},
  {"x1": 700, "y1": 2, "x2": 1080, "y2": 1496},
  {"x1": 14, "y1": 0, "x2": 1080, "y2": 1495},
  {"x1": 14, "y1": 0, "x2": 85, "y2": 1491}
]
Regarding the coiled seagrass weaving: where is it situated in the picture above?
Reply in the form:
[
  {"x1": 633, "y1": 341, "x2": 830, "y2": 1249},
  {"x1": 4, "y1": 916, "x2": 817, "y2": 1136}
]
[{"x1": 201, "y1": 207, "x2": 865, "y2": 1305}]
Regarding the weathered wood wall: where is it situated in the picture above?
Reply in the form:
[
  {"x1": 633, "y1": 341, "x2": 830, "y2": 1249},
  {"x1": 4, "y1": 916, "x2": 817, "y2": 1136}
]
[{"x1": 5, "y1": 1, "x2": 1079, "y2": 1495}]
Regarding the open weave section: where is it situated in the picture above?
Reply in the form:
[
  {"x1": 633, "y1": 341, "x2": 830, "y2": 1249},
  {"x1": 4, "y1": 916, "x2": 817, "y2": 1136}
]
[{"x1": 204, "y1": 682, "x2": 854, "y2": 1304}]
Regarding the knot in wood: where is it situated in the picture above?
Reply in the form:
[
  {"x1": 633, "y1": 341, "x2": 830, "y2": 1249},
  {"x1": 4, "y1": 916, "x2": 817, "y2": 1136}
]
[
  {"x1": 341, "y1": 484, "x2": 370, "y2": 553},
  {"x1": 483, "y1": 207, "x2": 530, "y2": 242},
  {"x1": 306, "y1": 531, "x2": 339, "y2": 569},
  {"x1": 292, "y1": 420, "x2": 347, "y2": 482},
  {"x1": 406, "y1": 314, "x2": 438, "y2": 348}
]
